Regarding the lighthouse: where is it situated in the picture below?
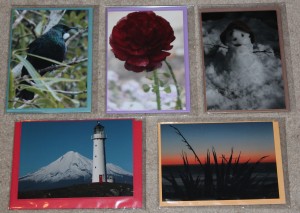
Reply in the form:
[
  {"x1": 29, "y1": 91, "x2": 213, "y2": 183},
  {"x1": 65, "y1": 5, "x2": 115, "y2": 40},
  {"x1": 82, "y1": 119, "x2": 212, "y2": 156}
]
[{"x1": 92, "y1": 122, "x2": 107, "y2": 183}]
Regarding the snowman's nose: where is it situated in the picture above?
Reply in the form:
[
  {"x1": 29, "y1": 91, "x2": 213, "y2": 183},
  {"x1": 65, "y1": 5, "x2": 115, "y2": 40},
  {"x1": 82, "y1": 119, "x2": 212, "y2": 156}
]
[{"x1": 233, "y1": 37, "x2": 237, "y2": 41}]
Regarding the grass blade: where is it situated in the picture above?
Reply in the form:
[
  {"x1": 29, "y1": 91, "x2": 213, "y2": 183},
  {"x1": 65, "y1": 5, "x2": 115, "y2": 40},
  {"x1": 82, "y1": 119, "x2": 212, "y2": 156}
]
[
  {"x1": 27, "y1": 53, "x2": 70, "y2": 67},
  {"x1": 15, "y1": 54, "x2": 43, "y2": 87},
  {"x1": 15, "y1": 54, "x2": 61, "y2": 101}
]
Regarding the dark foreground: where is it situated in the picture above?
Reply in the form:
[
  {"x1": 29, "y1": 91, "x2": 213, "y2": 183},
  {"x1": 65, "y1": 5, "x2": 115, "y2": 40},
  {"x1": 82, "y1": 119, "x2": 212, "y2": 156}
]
[
  {"x1": 18, "y1": 182, "x2": 133, "y2": 199},
  {"x1": 162, "y1": 163, "x2": 279, "y2": 201}
]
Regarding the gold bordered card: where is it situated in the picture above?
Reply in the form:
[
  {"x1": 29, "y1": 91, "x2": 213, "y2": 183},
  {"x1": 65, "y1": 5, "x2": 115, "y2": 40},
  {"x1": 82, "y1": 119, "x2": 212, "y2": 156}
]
[{"x1": 158, "y1": 121, "x2": 285, "y2": 206}]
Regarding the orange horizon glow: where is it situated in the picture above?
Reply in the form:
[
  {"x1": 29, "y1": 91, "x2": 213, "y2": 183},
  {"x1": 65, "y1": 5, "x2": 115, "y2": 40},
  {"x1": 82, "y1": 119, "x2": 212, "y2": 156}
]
[{"x1": 162, "y1": 153, "x2": 276, "y2": 166}]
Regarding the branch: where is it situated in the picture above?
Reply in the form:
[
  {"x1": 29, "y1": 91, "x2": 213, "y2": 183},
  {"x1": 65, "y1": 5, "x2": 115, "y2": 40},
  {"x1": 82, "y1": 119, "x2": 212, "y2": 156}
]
[
  {"x1": 13, "y1": 10, "x2": 37, "y2": 38},
  {"x1": 38, "y1": 58, "x2": 88, "y2": 75},
  {"x1": 8, "y1": 99, "x2": 40, "y2": 109},
  {"x1": 15, "y1": 75, "x2": 36, "y2": 86},
  {"x1": 66, "y1": 27, "x2": 88, "y2": 46},
  {"x1": 12, "y1": 10, "x2": 28, "y2": 29},
  {"x1": 253, "y1": 50, "x2": 273, "y2": 55},
  {"x1": 205, "y1": 43, "x2": 273, "y2": 56},
  {"x1": 204, "y1": 43, "x2": 228, "y2": 49},
  {"x1": 54, "y1": 90, "x2": 87, "y2": 95},
  {"x1": 43, "y1": 10, "x2": 66, "y2": 33}
]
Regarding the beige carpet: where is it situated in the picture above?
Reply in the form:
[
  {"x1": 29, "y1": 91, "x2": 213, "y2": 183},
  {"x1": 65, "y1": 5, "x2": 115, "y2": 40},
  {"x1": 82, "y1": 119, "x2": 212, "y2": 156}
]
[{"x1": 0, "y1": 0, "x2": 299, "y2": 212}]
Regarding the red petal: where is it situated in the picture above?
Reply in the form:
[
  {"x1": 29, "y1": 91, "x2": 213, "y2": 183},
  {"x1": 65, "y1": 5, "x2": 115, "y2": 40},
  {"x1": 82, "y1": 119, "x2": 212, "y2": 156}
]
[
  {"x1": 127, "y1": 56, "x2": 149, "y2": 67},
  {"x1": 146, "y1": 61, "x2": 162, "y2": 72},
  {"x1": 125, "y1": 62, "x2": 145, "y2": 72},
  {"x1": 111, "y1": 48, "x2": 127, "y2": 61},
  {"x1": 109, "y1": 11, "x2": 176, "y2": 72},
  {"x1": 149, "y1": 51, "x2": 170, "y2": 62}
]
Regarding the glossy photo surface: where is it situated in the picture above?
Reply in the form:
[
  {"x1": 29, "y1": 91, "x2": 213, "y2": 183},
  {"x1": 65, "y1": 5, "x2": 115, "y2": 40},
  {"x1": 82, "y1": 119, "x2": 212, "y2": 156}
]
[
  {"x1": 158, "y1": 121, "x2": 285, "y2": 206},
  {"x1": 200, "y1": 7, "x2": 289, "y2": 112},
  {"x1": 6, "y1": 8, "x2": 93, "y2": 113}
]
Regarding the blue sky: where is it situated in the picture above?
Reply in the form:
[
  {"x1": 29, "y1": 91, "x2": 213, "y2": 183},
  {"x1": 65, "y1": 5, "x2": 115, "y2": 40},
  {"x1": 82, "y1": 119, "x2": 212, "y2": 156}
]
[
  {"x1": 19, "y1": 119, "x2": 133, "y2": 176},
  {"x1": 161, "y1": 122, "x2": 276, "y2": 165}
]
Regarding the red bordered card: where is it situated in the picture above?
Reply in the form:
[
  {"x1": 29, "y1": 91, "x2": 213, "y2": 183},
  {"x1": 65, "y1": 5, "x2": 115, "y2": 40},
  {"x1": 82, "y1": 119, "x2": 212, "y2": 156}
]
[{"x1": 10, "y1": 119, "x2": 143, "y2": 209}]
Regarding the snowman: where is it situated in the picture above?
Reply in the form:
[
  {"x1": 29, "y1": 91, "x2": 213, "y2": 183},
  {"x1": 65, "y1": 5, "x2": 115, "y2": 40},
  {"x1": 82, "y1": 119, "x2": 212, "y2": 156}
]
[{"x1": 219, "y1": 20, "x2": 268, "y2": 108}]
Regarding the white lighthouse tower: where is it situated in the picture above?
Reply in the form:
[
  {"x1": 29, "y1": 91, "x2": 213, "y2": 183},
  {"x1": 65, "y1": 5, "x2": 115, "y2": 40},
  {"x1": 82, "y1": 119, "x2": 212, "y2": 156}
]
[{"x1": 92, "y1": 122, "x2": 107, "y2": 183}]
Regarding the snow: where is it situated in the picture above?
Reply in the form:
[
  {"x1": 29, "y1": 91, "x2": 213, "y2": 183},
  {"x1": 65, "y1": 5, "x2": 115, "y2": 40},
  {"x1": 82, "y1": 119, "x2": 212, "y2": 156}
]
[
  {"x1": 106, "y1": 163, "x2": 132, "y2": 176},
  {"x1": 19, "y1": 151, "x2": 92, "y2": 183},
  {"x1": 202, "y1": 13, "x2": 286, "y2": 110},
  {"x1": 19, "y1": 151, "x2": 132, "y2": 183}
]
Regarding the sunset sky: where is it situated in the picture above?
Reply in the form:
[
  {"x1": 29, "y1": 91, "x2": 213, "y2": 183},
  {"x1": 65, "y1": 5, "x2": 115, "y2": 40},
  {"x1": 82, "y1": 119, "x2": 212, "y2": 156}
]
[{"x1": 160, "y1": 122, "x2": 277, "y2": 165}]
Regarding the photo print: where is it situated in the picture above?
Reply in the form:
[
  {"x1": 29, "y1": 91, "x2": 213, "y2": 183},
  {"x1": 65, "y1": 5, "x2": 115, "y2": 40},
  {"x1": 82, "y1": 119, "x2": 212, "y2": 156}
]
[
  {"x1": 200, "y1": 7, "x2": 289, "y2": 112},
  {"x1": 10, "y1": 119, "x2": 143, "y2": 209},
  {"x1": 6, "y1": 8, "x2": 93, "y2": 113},
  {"x1": 106, "y1": 6, "x2": 190, "y2": 113},
  {"x1": 158, "y1": 121, "x2": 285, "y2": 206}
]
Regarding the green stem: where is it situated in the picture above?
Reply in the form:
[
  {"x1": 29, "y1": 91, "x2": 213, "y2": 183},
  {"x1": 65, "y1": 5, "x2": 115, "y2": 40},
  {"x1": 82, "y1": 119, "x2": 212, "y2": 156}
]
[
  {"x1": 164, "y1": 60, "x2": 182, "y2": 110},
  {"x1": 153, "y1": 69, "x2": 161, "y2": 110}
]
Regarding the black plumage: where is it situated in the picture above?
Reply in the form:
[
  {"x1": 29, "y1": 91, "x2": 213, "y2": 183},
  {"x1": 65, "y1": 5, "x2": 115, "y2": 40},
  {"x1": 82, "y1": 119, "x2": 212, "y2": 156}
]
[{"x1": 16, "y1": 24, "x2": 74, "y2": 100}]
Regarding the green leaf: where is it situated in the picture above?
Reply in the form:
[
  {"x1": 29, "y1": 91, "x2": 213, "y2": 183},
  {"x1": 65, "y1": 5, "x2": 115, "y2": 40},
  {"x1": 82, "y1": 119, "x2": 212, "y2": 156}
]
[
  {"x1": 164, "y1": 86, "x2": 171, "y2": 93},
  {"x1": 71, "y1": 99, "x2": 80, "y2": 108},
  {"x1": 42, "y1": 77, "x2": 84, "y2": 85},
  {"x1": 15, "y1": 54, "x2": 61, "y2": 102},
  {"x1": 59, "y1": 94, "x2": 80, "y2": 108},
  {"x1": 159, "y1": 80, "x2": 165, "y2": 87},
  {"x1": 142, "y1": 84, "x2": 150, "y2": 93},
  {"x1": 42, "y1": 81, "x2": 61, "y2": 102},
  {"x1": 19, "y1": 84, "x2": 45, "y2": 97},
  {"x1": 27, "y1": 53, "x2": 70, "y2": 67},
  {"x1": 146, "y1": 74, "x2": 154, "y2": 80},
  {"x1": 35, "y1": 98, "x2": 57, "y2": 108},
  {"x1": 35, "y1": 22, "x2": 43, "y2": 36},
  {"x1": 152, "y1": 85, "x2": 159, "y2": 93},
  {"x1": 8, "y1": 71, "x2": 15, "y2": 108},
  {"x1": 163, "y1": 72, "x2": 171, "y2": 78},
  {"x1": 15, "y1": 54, "x2": 43, "y2": 87}
]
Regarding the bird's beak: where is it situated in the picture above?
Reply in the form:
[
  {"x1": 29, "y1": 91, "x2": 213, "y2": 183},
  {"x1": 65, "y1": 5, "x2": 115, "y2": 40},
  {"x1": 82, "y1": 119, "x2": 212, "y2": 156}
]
[{"x1": 69, "y1": 27, "x2": 78, "y2": 32}]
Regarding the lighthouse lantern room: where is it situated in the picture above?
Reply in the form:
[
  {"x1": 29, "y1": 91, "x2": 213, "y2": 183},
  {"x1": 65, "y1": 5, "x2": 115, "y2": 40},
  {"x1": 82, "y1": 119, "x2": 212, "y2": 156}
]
[{"x1": 92, "y1": 122, "x2": 107, "y2": 183}]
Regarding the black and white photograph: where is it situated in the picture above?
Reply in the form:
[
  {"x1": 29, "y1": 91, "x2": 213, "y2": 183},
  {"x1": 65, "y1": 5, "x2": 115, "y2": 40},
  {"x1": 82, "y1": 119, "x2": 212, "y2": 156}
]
[{"x1": 200, "y1": 7, "x2": 289, "y2": 111}]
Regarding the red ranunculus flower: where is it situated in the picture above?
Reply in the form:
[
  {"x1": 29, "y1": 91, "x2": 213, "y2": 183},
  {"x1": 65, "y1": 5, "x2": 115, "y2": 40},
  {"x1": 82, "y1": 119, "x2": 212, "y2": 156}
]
[{"x1": 109, "y1": 11, "x2": 176, "y2": 72}]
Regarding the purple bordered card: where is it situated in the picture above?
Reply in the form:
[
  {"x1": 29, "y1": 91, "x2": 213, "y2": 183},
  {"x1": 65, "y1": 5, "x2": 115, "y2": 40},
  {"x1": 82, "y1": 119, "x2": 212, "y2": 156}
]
[{"x1": 106, "y1": 6, "x2": 190, "y2": 113}]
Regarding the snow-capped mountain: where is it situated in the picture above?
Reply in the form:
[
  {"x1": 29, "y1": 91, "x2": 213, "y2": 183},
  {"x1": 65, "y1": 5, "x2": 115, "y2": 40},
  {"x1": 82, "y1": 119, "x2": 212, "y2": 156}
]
[
  {"x1": 107, "y1": 163, "x2": 132, "y2": 176},
  {"x1": 19, "y1": 151, "x2": 133, "y2": 192},
  {"x1": 20, "y1": 151, "x2": 92, "y2": 183}
]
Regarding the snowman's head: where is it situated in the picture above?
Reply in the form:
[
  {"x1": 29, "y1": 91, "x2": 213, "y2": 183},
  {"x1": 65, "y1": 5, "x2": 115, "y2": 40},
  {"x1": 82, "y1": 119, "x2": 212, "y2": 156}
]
[{"x1": 220, "y1": 21, "x2": 255, "y2": 49}]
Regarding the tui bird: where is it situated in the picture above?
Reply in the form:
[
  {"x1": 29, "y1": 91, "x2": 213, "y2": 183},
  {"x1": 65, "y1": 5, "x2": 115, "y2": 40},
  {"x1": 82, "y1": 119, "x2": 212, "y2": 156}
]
[{"x1": 16, "y1": 24, "x2": 76, "y2": 100}]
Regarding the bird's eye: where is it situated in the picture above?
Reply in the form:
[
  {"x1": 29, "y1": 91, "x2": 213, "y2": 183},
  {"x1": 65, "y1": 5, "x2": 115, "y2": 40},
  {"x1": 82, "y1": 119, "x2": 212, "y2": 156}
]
[{"x1": 241, "y1": 33, "x2": 244, "y2": 37}]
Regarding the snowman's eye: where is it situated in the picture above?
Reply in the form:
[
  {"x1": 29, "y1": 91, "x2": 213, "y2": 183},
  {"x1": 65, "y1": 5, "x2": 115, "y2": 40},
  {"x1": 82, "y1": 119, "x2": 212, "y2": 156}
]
[{"x1": 241, "y1": 33, "x2": 244, "y2": 37}]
